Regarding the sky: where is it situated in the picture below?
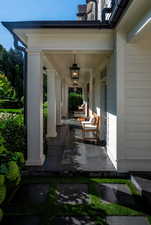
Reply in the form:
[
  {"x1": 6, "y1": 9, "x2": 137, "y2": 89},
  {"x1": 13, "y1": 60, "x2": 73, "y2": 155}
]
[{"x1": 0, "y1": 0, "x2": 85, "y2": 50}]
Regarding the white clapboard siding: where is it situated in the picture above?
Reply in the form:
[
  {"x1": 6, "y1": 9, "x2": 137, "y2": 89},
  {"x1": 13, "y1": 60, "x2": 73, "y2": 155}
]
[
  {"x1": 124, "y1": 41, "x2": 151, "y2": 169},
  {"x1": 106, "y1": 53, "x2": 117, "y2": 168}
]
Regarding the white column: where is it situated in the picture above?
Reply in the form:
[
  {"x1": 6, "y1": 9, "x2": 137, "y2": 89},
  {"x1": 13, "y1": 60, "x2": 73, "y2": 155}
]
[
  {"x1": 47, "y1": 70, "x2": 57, "y2": 137},
  {"x1": 56, "y1": 74, "x2": 62, "y2": 125},
  {"x1": 26, "y1": 50, "x2": 45, "y2": 166},
  {"x1": 83, "y1": 85, "x2": 88, "y2": 117},
  {"x1": 64, "y1": 83, "x2": 69, "y2": 117}
]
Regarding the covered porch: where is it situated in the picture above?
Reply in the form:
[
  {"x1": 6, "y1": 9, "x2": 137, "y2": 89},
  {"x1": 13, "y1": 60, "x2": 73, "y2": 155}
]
[
  {"x1": 3, "y1": 23, "x2": 120, "y2": 171},
  {"x1": 25, "y1": 28, "x2": 117, "y2": 171}
]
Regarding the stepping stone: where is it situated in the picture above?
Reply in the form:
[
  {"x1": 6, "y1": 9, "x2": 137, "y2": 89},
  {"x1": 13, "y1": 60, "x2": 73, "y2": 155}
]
[
  {"x1": 5, "y1": 184, "x2": 49, "y2": 213},
  {"x1": 96, "y1": 183, "x2": 138, "y2": 209},
  {"x1": 49, "y1": 216, "x2": 98, "y2": 225},
  {"x1": 2, "y1": 215, "x2": 41, "y2": 225},
  {"x1": 57, "y1": 184, "x2": 89, "y2": 205},
  {"x1": 107, "y1": 216, "x2": 150, "y2": 225}
]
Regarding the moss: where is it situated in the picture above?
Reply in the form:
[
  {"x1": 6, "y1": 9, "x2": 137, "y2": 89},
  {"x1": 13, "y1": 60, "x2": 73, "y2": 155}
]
[
  {"x1": 0, "y1": 185, "x2": 6, "y2": 204},
  {"x1": 0, "y1": 175, "x2": 5, "y2": 185},
  {"x1": 6, "y1": 161, "x2": 20, "y2": 182},
  {"x1": 0, "y1": 208, "x2": 3, "y2": 222}
]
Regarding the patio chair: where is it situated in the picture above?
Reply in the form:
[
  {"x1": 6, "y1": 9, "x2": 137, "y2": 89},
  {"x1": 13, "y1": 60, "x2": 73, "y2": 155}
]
[
  {"x1": 81, "y1": 115, "x2": 100, "y2": 143},
  {"x1": 78, "y1": 103, "x2": 85, "y2": 111},
  {"x1": 81, "y1": 114, "x2": 95, "y2": 125}
]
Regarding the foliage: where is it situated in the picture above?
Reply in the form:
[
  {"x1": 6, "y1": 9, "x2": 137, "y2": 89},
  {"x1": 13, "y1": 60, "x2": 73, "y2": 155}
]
[
  {"x1": 0, "y1": 185, "x2": 6, "y2": 204},
  {"x1": 68, "y1": 92, "x2": 83, "y2": 111},
  {"x1": 6, "y1": 161, "x2": 20, "y2": 184},
  {"x1": 0, "y1": 175, "x2": 5, "y2": 185},
  {"x1": 0, "y1": 114, "x2": 26, "y2": 153},
  {"x1": 0, "y1": 108, "x2": 22, "y2": 113},
  {"x1": 45, "y1": 176, "x2": 143, "y2": 219},
  {"x1": 0, "y1": 44, "x2": 23, "y2": 100},
  {"x1": 43, "y1": 73, "x2": 47, "y2": 102},
  {"x1": 0, "y1": 136, "x2": 24, "y2": 223},
  {"x1": 0, "y1": 112, "x2": 18, "y2": 124},
  {"x1": 0, "y1": 74, "x2": 16, "y2": 99},
  {"x1": 0, "y1": 99, "x2": 22, "y2": 109},
  {"x1": 0, "y1": 208, "x2": 3, "y2": 222}
]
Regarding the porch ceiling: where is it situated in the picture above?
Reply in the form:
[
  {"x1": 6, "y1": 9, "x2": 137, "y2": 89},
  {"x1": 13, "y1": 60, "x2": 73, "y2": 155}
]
[{"x1": 45, "y1": 51, "x2": 110, "y2": 85}]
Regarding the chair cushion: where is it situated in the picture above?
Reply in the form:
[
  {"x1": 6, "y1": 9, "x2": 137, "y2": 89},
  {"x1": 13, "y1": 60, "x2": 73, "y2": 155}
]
[{"x1": 83, "y1": 125, "x2": 97, "y2": 130}]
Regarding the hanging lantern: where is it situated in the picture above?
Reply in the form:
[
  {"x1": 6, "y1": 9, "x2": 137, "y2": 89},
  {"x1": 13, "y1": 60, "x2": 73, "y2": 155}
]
[
  {"x1": 70, "y1": 55, "x2": 80, "y2": 80},
  {"x1": 73, "y1": 80, "x2": 78, "y2": 86}
]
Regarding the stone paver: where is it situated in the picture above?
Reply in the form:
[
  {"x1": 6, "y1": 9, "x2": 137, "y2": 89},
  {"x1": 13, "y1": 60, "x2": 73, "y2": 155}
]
[
  {"x1": 49, "y1": 216, "x2": 97, "y2": 225},
  {"x1": 96, "y1": 183, "x2": 140, "y2": 209},
  {"x1": 57, "y1": 183, "x2": 89, "y2": 205},
  {"x1": 45, "y1": 119, "x2": 115, "y2": 172},
  {"x1": 11, "y1": 183, "x2": 49, "y2": 205},
  {"x1": 2, "y1": 215, "x2": 41, "y2": 225},
  {"x1": 107, "y1": 216, "x2": 150, "y2": 225},
  {"x1": 5, "y1": 184, "x2": 49, "y2": 214}
]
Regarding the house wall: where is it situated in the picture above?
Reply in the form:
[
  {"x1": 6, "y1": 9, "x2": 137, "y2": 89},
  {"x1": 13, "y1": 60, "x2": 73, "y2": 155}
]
[
  {"x1": 91, "y1": 55, "x2": 117, "y2": 169},
  {"x1": 118, "y1": 38, "x2": 151, "y2": 171},
  {"x1": 106, "y1": 53, "x2": 117, "y2": 168}
]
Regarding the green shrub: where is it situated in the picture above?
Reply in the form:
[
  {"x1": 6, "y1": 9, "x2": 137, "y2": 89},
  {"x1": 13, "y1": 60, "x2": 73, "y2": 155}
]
[
  {"x1": 0, "y1": 136, "x2": 24, "y2": 184},
  {"x1": 13, "y1": 152, "x2": 25, "y2": 165},
  {"x1": 0, "y1": 114, "x2": 26, "y2": 153},
  {"x1": 0, "y1": 208, "x2": 3, "y2": 222},
  {"x1": 0, "y1": 99, "x2": 21, "y2": 109},
  {"x1": 6, "y1": 161, "x2": 20, "y2": 183},
  {"x1": 0, "y1": 185, "x2": 6, "y2": 204},
  {"x1": 68, "y1": 92, "x2": 83, "y2": 111},
  {"x1": 0, "y1": 74, "x2": 16, "y2": 99},
  {"x1": 0, "y1": 175, "x2": 5, "y2": 185}
]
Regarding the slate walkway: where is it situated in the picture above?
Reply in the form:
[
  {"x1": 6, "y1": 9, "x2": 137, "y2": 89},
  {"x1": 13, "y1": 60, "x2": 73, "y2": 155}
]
[
  {"x1": 27, "y1": 119, "x2": 115, "y2": 174},
  {"x1": 2, "y1": 177, "x2": 150, "y2": 225}
]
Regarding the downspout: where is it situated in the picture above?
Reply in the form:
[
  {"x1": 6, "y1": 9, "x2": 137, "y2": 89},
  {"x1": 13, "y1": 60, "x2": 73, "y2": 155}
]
[{"x1": 13, "y1": 35, "x2": 27, "y2": 159}]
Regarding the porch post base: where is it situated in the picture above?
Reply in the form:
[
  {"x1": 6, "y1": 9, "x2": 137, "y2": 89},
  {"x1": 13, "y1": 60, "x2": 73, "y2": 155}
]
[
  {"x1": 46, "y1": 132, "x2": 57, "y2": 138},
  {"x1": 57, "y1": 120, "x2": 63, "y2": 126},
  {"x1": 26, "y1": 154, "x2": 45, "y2": 166}
]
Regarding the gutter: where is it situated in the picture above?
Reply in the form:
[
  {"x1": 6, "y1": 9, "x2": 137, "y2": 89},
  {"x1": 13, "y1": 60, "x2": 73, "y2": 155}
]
[
  {"x1": 109, "y1": 0, "x2": 131, "y2": 26},
  {"x1": 2, "y1": 20, "x2": 112, "y2": 30}
]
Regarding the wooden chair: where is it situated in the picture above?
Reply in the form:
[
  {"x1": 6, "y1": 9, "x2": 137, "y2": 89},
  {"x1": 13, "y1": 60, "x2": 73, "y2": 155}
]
[{"x1": 81, "y1": 115, "x2": 100, "y2": 143}]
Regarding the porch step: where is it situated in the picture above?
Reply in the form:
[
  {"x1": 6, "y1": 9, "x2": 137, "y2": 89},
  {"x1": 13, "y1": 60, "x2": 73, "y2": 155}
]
[
  {"x1": 23, "y1": 169, "x2": 129, "y2": 178},
  {"x1": 131, "y1": 173, "x2": 151, "y2": 208}
]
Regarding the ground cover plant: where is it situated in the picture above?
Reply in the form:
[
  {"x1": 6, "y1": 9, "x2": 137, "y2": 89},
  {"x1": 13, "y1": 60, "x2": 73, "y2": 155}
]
[{"x1": 0, "y1": 136, "x2": 25, "y2": 222}]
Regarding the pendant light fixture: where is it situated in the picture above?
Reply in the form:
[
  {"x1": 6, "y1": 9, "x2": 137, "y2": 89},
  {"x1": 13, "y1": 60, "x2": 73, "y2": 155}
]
[{"x1": 70, "y1": 55, "x2": 80, "y2": 80}]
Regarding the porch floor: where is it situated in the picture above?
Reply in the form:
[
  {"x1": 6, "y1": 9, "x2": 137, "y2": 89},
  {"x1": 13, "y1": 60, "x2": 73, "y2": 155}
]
[{"x1": 43, "y1": 118, "x2": 115, "y2": 172}]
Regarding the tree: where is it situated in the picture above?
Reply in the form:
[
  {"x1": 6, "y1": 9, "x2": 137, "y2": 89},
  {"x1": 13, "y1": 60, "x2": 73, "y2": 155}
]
[
  {"x1": 0, "y1": 74, "x2": 16, "y2": 99},
  {"x1": 0, "y1": 44, "x2": 23, "y2": 101}
]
